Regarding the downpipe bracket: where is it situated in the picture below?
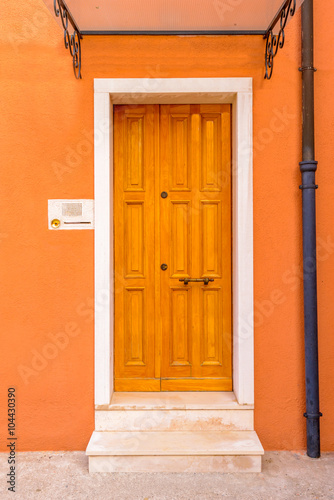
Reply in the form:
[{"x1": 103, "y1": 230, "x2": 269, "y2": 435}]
[
  {"x1": 299, "y1": 160, "x2": 318, "y2": 172},
  {"x1": 304, "y1": 412, "x2": 323, "y2": 419},
  {"x1": 299, "y1": 66, "x2": 317, "y2": 72},
  {"x1": 299, "y1": 161, "x2": 318, "y2": 190}
]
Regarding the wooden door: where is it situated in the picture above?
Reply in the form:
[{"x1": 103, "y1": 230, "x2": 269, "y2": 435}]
[{"x1": 114, "y1": 104, "x2": 232, "y2": 391}]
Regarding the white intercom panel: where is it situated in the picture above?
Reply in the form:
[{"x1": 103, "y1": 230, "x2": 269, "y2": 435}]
[{"x1": 48, "y1": 199, "x2": 94, "y2": 230}]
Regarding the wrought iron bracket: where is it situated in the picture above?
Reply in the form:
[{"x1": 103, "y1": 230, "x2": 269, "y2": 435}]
[
  {"x1": 54, "y1": 0, "x2": 82, "y2": 79},
  {"x1": 264, "y1": 0, "x2": 297, "y2": 80}
]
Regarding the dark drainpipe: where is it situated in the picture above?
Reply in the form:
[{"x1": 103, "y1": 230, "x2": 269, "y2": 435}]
[{"x1": 299, "y1": 0, "x2": 322, "y2": 458}]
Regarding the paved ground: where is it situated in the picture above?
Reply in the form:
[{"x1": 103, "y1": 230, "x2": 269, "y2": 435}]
[{"x1": 1, "y1": 451, "x2": 334, "y2": 499}]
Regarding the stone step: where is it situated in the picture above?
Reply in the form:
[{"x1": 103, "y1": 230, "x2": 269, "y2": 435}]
[
  {"x1": 96, "y1": 391, "x2": 253, "y2": 411},
  {"x1": 86, "y1": 430, "x2": 264, "y2": 473},
  {"x1": 96, "y1": 408, "x2": 254, "y2": 431}
]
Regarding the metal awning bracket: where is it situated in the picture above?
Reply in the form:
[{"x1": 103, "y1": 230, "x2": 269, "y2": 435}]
[
  {"x1": 264, "y1": 0, "x2": 297, "y2": 79},
  {"x1": 54, "y1": 0, "x2": 82, "y2": 79}
]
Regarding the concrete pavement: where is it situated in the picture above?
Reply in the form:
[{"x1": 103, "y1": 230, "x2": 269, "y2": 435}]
[{"x1": 1, "y1": 451, "x2": 334, "y2": 499}]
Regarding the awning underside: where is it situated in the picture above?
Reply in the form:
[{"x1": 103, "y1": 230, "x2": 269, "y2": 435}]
[{"x1": 43, "y1": 0, "x2": 302, "y2": 34}]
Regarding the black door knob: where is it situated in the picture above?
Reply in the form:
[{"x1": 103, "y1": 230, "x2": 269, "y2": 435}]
[
  {"x1": 161, "y1": 191, "x2": 168, "y2": 199},
  {"x1": 160, "y1": 263, "x2": 168, "y2": 271}
]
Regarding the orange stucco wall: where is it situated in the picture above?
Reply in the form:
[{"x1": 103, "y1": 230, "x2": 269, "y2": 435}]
[{"x1": 0, "y1": 0, "x2": 333, "y2": 451}]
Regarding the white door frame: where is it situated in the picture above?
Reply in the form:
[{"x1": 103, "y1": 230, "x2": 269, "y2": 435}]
[{"x1": 94, "y1": 78, "x2": 254, "y2": 406}]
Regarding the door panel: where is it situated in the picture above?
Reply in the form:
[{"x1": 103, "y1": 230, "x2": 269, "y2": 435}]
[
  {"x1": 114, "y1": 105, "x2": 159, "y2": 391},
  {"x1": 170, "y1": 201, "x2": 191, "y2": 278},
  {"x1": 114, "y1": 104, "x2": 232, "y2": 391}
]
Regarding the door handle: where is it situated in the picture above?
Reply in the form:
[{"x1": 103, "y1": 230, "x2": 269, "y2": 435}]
[{"x1": 179, "y1": 278, "x2": 214, "y2": 285}]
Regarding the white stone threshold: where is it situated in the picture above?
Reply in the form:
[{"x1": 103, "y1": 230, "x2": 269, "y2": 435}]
[{"x1": 95, "y1": 391, "x2": 254, "y2": 411}]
